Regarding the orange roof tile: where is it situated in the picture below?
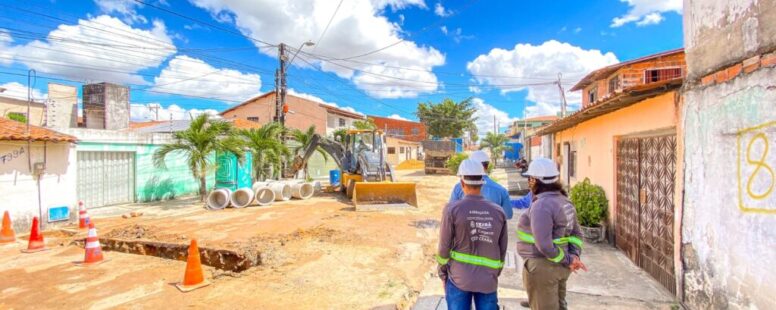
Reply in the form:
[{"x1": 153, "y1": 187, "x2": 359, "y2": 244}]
[
  {"x1": 0, "y1": 117, "x2": 77, "y2": 142},
  {"x1": 129, "y1": 121, "x2": 165, "y2": 129}
]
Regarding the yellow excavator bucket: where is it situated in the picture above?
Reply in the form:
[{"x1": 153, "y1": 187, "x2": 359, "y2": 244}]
[{"x1": 352, "y1": 182, "x2": 418, "y2": 211}]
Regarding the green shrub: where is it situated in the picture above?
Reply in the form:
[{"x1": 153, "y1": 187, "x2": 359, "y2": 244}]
[
  {"x1": 445, "y1": 153, "x2": 469, "y2": 174},
  {"x1": 569, "y1": 178, "x2": 608, "y2": 227},
  {"x1": 7, "y1": 113, "x2": 27, "y2": 123}
]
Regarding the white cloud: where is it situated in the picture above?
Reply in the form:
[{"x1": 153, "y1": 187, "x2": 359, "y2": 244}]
[
  {"x1": 440, "y1": 25, "x2": 448, "y2": 35},
  {"x1": 151, "y1": 55, "x2": 261, "y2": 102},
  {"x1": 94, "y1": 0, "x2": 147, "y2": 24},
  {"x1": 387, "y1": 113, "x2": 409, "y2": 121},
  {"x1": 611, "y1": 0, "x2": 682, "y2": 27},
  {"x1": 471, "y1": 98, "x2": 518, "y2": 137},
  {"x1": 0, "y1": 82, "x2": 47, "y2": 101},
  {"x1": 287, "y1": 89, "x2": 365, "y2": 116},
  {"x1": 467, "y1": 40, "x2": 618, "y2": 117},
  {"x1": 7, "y1": 15, "x2": 175, "y2": 85},
  {"x1": 636, "y1": 12, "x2": 664, "y2": 26},
  {"x1": 188, "y1": 0, "x2": 444, "y2": 99},
  {"x1": 574, "y1": 27, "x2": 582, "y2": 33},
  {"x1": 130, "y1": 103, "x2": 219, "y2": 121},
  {"x1": 468, "y1": 85, "x2": 482, "y2": 94},
  {"x1": 434, "y1": 2, "x2": 452, "y2": 17},
  {"x1": 0, "y1": 29, "x2": 12, "y2": 66}
]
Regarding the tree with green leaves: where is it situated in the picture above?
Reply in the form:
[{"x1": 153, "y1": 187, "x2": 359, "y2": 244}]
[
  {"x1": 153, "y1": 114, "x2": 244, "y2": 201},
  {"x1": 331, "y1": 128, "x2": 348, "y2": 142},
  {"x1": 479, "y1": 132, "x2": 511, "y2": 165},
  {"x1": 353, "y1": 118, "x2": 376, "y2": 130},
  {"x1": 290, "y1": 125, "x2": 329, "y2": 178},
  {"x1": 416, "y1": 98, "x2": 477, "y2": 139},
  {"x1": 240, "y1": 122, "x2": 290, "y2": 181},
  {"x1": 7, "y1": 113, "x2": 27, "y2": 123}
]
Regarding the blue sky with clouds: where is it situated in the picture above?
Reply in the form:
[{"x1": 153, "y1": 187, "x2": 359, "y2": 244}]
[{"x1": 0, "y1": 0, "x2": 683, "y2": 134}]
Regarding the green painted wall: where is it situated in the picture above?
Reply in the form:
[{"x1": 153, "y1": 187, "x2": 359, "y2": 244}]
[{"x1": 77, "y1": 142, "x2": 215, "y2": 202}]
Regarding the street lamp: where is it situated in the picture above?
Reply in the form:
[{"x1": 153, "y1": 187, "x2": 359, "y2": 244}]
[{"x1": 287, "y1": 40, "x2": 315, "y2": 69}]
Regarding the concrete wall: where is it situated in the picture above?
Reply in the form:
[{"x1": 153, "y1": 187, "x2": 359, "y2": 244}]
[
  {"x1": 681, "y1": 1, "x2": 776, "y2": 308},
  {"x1": 46, "y1": 83, "x2": 77, "y2": 129},
  {"x1": 0, "y1": 141, "x2": 77, "y2": 232},
  {"x1": 0, "y1": 97, "x2": 46, "y2": 126},
  {"x1": 684, "y1": 0, "x2": 776, "y2": 80}
]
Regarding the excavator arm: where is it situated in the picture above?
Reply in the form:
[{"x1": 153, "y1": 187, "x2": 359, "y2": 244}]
[{"x1": 288, "y1": 134, "x2": 347, "y2": 177}]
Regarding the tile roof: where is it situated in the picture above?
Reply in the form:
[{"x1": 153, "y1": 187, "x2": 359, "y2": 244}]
[
  {"x1": 128, "y1": 121, "x2": 165, "y2": 129},
  {"x1": 0, "y1": 117, "x2": 77, "y2": 142}
]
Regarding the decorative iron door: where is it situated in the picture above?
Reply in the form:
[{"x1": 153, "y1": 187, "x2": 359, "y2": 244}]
[
  {"x1": 615, "y1": 138, "x2": 640, "y2": 263},
  {"x1": 615, "y1": 134, "x2": 676, "y2": 295},
  {"x1": 637, "y1": 135, "x2": 677, "y2": 295}
]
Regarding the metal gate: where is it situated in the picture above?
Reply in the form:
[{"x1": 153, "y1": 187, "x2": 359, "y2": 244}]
[
  {"x1": 615, "y1": 134, "x2": 676, "y2": 295},
  {"x1": 77, "y1": 151, "x2": 135, "y2": 208}
]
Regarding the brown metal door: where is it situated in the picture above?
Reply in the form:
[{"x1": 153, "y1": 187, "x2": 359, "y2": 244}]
[
  {"x1": 637, "y1": 135, "x2": 676, "y2": 295},
  {"x1": 615, "y1": 138, "x2": 640, "y2": 263}
]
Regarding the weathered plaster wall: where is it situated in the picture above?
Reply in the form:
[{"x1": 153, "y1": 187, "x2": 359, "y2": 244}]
[
  {"x1": 681, "y1": 67, "x2": 776, "y2": 309},
  {"x1": 682, "y1": 1, "x2": 776, "y2": 308},
  {"x1": 0, "y1": 141, "x2": 77, "y2": 232},
  {"x1": 684, "y1": 0, "x2": 776, "y2": 79}
]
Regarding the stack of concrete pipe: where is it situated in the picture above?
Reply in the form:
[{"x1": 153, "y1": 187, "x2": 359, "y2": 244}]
[{"x1": 206, "y1": 180, "x2": 317, "y2": 210}]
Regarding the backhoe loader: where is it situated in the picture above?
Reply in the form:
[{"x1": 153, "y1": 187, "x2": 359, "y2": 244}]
[{"x1": 289, "y1": 129, "x2": 418, "y2": 211}]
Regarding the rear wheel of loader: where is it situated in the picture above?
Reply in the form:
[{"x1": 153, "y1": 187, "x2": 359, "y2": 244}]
[{"x1": 346, "y1": 179, "x2": 356, "y2": 199}]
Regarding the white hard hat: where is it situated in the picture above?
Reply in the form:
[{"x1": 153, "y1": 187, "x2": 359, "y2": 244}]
[
  {"x1": 525, "y1": 158, "x2": 560, "y2": 184},
  {"x1": 457, "y1": 159, "x2": 486, "y2": 184},
  {"x1": 469, "y1": 150, "x2": 490, "y2": 163}
]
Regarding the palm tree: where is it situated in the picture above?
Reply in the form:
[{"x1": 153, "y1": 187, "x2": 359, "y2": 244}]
[
  {"x1": 290, "y1": 125, "x2": 329, "y2": 179},
  {"x1": 479, "y1": 132, "x2": 511, "y2": 166},
  {"x1": 153, "y1": 114, "x2": 244, "y2": 201},
  {"x1": 240, "y1": 122, "x2": 290, "y2": 181}
]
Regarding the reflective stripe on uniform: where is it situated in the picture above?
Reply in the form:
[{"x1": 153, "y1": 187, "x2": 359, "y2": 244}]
[
  {"x1": 548, "y1": 247, "x2": 565, "y2": 263},
  {"x1": 450, "y1": 250, "x2": 504, "y2": 269},
  {"x1": 435, "y1": 254, "x2": 450, "y2": 265},
  {"x1": 517, "y1": 230, "x2": 583, "y2": 249}
]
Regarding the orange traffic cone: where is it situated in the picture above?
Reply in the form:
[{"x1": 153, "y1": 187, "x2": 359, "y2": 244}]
[
  {"x1": 76, "y1": 222, "x2": 105, "y2": 266},
  {"x1": 78, "y1": 201, "x2": 91, "y2": 229},
  {"x1": 175, "y1": 239, "x2": 210, "y2": 292},
  {"x1": 21, "y1": 217, "x2": 47, "y2": 253},
  {"x1": 1, "y1": 211, "x2": 15, "y2": 244}
]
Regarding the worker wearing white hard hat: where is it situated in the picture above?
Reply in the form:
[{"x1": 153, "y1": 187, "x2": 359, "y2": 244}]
[
  {"x1": 516, "y1": 158, "x2": 586, "y2": 310},
  {"x1": 437, "y1": 159, "x2": 508, "y2": 309},
  {"x1": 449, "y1": 150, "x2": 514, "y2": 219}
]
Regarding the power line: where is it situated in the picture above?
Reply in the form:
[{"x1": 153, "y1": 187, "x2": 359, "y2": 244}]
[
  {"x1": 132, "y1": 0, "x2": 276, "y2": 47},
  {"x1": 312, "y1": 0, "x2": 344, "y2": 53}
]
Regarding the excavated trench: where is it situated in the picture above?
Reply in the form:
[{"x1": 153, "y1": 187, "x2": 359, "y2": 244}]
[{"x1": 73, "y1": 237, "x2": 261, "y2": 272}]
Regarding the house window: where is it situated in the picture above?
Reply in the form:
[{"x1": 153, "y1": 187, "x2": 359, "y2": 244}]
[
  {"x1": 400, "y1": 147, "x2": 405, "y2": 154},
  {"x1": 588, "y1": 87, "x2": 597, "y2": 104},
  {"x1": 569, "y1": 150, "x2": 577, "y2": 178},
  {"x1": 247, "y1": 116, "x2": 259, "y2": 122},
  {"x1": 411, "y1": 128, "x2": 419, "y2": 135},
  {"x1": 608, "y1": 75, "x2": 620, "y2": 94},
  {"x1": 644, "y1": 68, "x2": 682, "y2": 83},
  {"x1": 387, "y1": 147, "x2": 396, "y2": 154},
  {"x1": 339, "y1": 118, "x2": 346, "y2": 127}
]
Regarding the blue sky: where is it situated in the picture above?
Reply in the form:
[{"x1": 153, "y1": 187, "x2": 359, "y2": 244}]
[{"x1": 0, "y1": 0, "x2": 683, "y2": 134}]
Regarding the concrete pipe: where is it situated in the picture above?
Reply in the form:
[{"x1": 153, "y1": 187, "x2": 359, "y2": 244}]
[
  {"x1": 269, "y1": 182, "x2": 292, "y2": 201},
  {"x1": 206, "y1": 188, "x2": 232, "y2": 210},
  {"x1": 230, "y1": 188, "x2": 254, "y2": 208},
  {"x1": 252, "y1": 181, "x2": 275, "y2": 188},
  {"x1": 253, "y1": 186, "x2": 275, "y2": 206},
  {"x1": 290, "y1": 182, "x2": 315, "y2": 200}
]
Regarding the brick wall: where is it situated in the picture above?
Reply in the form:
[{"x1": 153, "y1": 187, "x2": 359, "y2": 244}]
[
  {"x1": 222, "y1": 93, "x2": 328, "y2": 135},
  {"x1": 370, "y1": 116, "x2": 427, "y2": 142}
]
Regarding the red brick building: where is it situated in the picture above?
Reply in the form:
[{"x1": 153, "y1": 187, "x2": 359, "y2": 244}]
[{"x1": 369, "y1": 115, "x2": 427, "y2": 142}]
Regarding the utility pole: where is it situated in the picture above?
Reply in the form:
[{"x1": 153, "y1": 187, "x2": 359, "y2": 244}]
[
  {"x1": 557, "y1": 72, "x2": 568, "y2": 118},
  {"x1": 275, "y1": 43, "x2": 287, "y2": 125},
  {"x1": 493, "y1": 115, "x2": 497, "y2": 134}
]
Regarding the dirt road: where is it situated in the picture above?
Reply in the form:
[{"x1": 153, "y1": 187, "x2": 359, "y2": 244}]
[{"x1": 0, "y1": 169, "x2": 457, "y2": 309}]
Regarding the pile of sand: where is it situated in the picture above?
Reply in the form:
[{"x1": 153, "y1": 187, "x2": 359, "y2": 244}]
[{"x1": 396, "y1": 159, "x2": 424, "y2": 170}]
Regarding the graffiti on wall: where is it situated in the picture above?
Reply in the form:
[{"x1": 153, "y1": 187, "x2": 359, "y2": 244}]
[
  {"x1": 737, "y1": 120, "x2": 776, "y2": 213},
  {"x1": 0, "y1": 147, "x2": 25, "y2": 165}
]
